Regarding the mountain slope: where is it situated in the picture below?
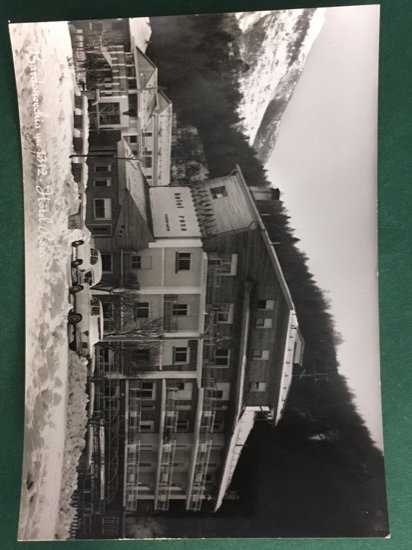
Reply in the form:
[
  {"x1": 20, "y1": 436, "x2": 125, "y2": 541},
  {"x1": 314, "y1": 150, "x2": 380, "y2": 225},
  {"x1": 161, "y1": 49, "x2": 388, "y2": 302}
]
[{"x1": 235, "y1": 9, "x2": 325, "y2": 162}]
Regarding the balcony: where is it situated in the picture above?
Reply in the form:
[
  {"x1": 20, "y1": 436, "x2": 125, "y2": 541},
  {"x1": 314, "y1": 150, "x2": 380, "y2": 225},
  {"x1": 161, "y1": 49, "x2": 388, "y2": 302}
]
[
  {"x1": 154, "y1": 384, "x2": 179, "y2": 511},
  {"x1": 186, "y1": 440, "x2": 213, "y2": 511},
  {"x1": 155, "y1": 442, "x2": 177, "y2": 511},
  {"x1": 185, "y1": 387, "x2": 217, "y2": 511},
  {"x1": 124, "y1": 441, "x2": 141, "y2": 511}
]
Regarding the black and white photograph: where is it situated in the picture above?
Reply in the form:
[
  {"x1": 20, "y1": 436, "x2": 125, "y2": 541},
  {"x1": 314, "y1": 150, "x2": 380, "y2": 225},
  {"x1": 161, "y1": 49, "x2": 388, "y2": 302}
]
[{"x1": 9, "y1": 5, "x2": 389, "y2": 540}]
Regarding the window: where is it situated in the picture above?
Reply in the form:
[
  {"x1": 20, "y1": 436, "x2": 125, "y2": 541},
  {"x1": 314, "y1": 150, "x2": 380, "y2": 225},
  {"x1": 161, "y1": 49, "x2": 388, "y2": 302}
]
[
  {"x1": 252, "y1": 350, "x2": 270, "y2": 360},
  {"x1": 209, "y1": 253, "x2": 238, "y2": 276},
  {"x1": 90, "y1": 224, "x2": 112, "y2": 236},
  {"x1": 98, "y1": 102, "x2": 121, "y2": 125},
  {"x1": 215, "y1": 401, "x2": 228, "y2": 410},
  {"x1": 101, "y1": 253, "x2": 113, "y2": 273},
  {"x1": 132, "y1": 382, "x2": 155, "y2": 400},
  {"x1": 98, "y1": 347, "x2": 114, "y2": 369},
  {"x1": 103, "y1": 302, "x2": 114, "y2": 318},
  {"x1": 94, "y1": 163, "x2": 112, "y2": 173},
  {"x1": 131, "y1": 255, "x2": 140, "y2": 269},
  {"x1": 174, "y1": 192, "x2": 184, "y2": 208},
  {"x1": 173, "y1": 347, "x2": 189, "y2": 364},
  {"x1": 140, "y1": 421, "x2": 154, "y2": 432},
  {"x1": 212, "y1": 420, "x2": 225, "y2": 433},
  {"x1": 176, "y1": 401, "x2": 192, "y2": 411},
  {"x1": 94, "y1": 198, "x2": 112, "y2": 220},
  {"x1": 128, "y1": 94, "x2": 137, "y2": 114},
  {"x1": 216, "y1": 303, "x2": 234, "y2": 324},
  {"x1": 210, "y1": 185, "x2": 227, "y2": 199},
  {"x1": 135, "y1": 302, "x2": 149, "y2": 319},
  {"x1": 172, "y1": 304, "x2": 189, "y2": 316},
  {"x1": 258, "y1": 299, "x2": 275, "y2": 310},
  {"x1": 176, "y1": 419, "x2": 189, "y2": 432},
  {"x1": 256, "y1": 318, "x2": 273, "y2": 329},
  {"x1": 249, "y1": 382, "x2": 267, "y2": 392},
  {"x1": 213, "y1": 349, "x2": 230, "y2": 367},
  {"x1": 143, "y1": 132, "x2": 153, "y2": 137},
  {"x1": 143, "y1": 156, "x2": 152, "y2": 168},
  {"x1": 94, "y1": 177, "x2": 112, "y2": 187},
  {"x1": 102, "y1": 302, "x2": 114, "y2": 333},
  {"x1": 178, "y1": 216, "x2": 187, "y2": 231},
  {"x1": 129, "y1": 135, "x2": 138, "y2": 143},
  {"x1": 176, "y1": 252, "x2": 191, "y2": 271},
  {"x1": 132, "y1": 255, "x2": 152, "y2": 269}
]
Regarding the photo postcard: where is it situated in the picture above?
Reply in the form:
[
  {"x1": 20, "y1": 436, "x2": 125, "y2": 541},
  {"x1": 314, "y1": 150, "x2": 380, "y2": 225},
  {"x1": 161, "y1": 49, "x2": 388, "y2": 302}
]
[{"x1": 9, "y1": 5, "x2": 389, "y2": 540}]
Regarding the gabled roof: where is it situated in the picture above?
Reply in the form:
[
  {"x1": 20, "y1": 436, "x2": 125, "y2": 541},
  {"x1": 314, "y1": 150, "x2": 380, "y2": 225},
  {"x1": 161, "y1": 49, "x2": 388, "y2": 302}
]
[
  {"x1": 233, "y1": 166, "x2": 295, "y2": 312},
  {"x1": 114, "y1": 139, "x2": 154, "y2": 248},
  {"x1": 135, "y1": 46, "x2": 158, "y2": 90},
  {"x1": 157, "y1": 89, "x2": 172, "y2": 112}
]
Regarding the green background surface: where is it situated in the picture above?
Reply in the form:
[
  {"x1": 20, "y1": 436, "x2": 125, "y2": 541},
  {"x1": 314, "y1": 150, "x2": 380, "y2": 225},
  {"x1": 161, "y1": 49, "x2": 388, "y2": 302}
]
[{"x1": 0, "y1": 0, "x2": 410, "y2": 548}]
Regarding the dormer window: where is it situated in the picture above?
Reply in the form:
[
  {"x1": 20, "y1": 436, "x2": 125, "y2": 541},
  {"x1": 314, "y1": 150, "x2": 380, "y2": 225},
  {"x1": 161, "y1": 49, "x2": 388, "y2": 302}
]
[
  {"x1": 256, "y1": 318, "x2": 273, "y2": 329},
  {"x1": 258, "y1": 299, "x2": 275, "y2": 310},
  {"x1": 252, "y1": 350, "x2": 270, "y2": 360},
  {"x1": 249, "y1": 382, "x2": 266, "y2": 392},
  {"x1": 210, "y1": 186, "x2": 227, "y2": 199},
  {"x1": 208, "y1": 253, "x2": 238, "y2": 276}
]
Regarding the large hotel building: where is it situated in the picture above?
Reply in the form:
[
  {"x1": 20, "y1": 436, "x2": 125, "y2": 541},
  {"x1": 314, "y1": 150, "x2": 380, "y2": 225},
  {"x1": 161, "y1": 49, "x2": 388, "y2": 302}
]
[{"x1": 71, "y1": 19, "x2": 304, "y2": 539}]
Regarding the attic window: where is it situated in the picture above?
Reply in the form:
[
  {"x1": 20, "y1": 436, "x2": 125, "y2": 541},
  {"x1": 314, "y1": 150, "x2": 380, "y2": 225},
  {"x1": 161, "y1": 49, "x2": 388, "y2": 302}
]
[
  {"x1": 249, "y1": 382, "x2": 266, "y2": 392},
  {"x1": 256, "y1": 318, "x2": 273, "y2": 329},
  {"x1": 258, "y1": 299, "x2": 275, "y2": 310},
  {"x1": 210, "y1": 186, "x2": 227, "y2": 199},
  {"x1": 252, "y1": 350, "x2": 270, "y2": 360}
]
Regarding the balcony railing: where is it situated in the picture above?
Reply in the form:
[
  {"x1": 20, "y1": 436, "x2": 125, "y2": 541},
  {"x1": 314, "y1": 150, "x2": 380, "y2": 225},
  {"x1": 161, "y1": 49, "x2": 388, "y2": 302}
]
[
  {"x1": 187, "y1": 440, "x2": 213, "y2": 511},
  {"x1": 163, "y1": 300, "x2": 179, "y2": 332},
  {"x1": 124, "y1": 441, "x2": 141, "y2": 511},
  {"x1": 155, "y1": 386, "x2": 179, "y2": 511},
  {"x1": 155, "y1": 442, "x2": 177, "y2": 511}
]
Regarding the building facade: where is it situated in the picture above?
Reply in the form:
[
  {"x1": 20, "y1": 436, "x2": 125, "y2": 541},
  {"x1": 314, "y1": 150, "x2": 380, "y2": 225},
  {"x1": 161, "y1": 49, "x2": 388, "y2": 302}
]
[
  {"x1": 71, "y1": 18, "x2": 173, "y2": 187},
  {"x1": 76, "y1": 165, "x2": 304, "y2": 538}
]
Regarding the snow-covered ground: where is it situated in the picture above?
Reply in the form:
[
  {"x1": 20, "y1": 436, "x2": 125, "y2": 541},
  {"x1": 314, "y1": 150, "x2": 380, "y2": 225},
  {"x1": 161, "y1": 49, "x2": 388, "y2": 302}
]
[
  {"x1": 56, "y1": 351, "x2": 89, "y2": 540},
  {"x1": 9, "y1": 22, "x2": 87, "y2": 540},
  {"x1": 235, "y1": 9, "x2": 325, "y2": 149}
]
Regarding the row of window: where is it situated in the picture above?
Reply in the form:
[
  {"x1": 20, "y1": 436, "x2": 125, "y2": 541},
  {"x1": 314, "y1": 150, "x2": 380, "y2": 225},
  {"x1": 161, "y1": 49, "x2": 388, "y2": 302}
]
[
  {"x1": 99, "y1": 344, "x2": 270, "y2": 370},
  {"x1": 174, "y1": 192, "x2": 184, "y2": 209},
  {"x1": 94, "y1": 250, "x2": 244, "y2": 278},
  {"x1": 126, "y1": 418, "x2": 226, "y2": 433},
  {"x1": 99, "y1": 343, "x2": 269, "y2": 369},
  {"x1": 134, "y1": 299, "x2": 275, "y2": 328},
  {"x1": 126, "y1": 460, "x2": 218, "y2": 474}
]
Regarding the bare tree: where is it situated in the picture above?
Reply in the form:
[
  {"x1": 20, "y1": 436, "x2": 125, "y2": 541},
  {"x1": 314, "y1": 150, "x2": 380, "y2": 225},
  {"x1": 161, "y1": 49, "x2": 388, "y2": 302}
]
[{"x1": 103, "y1": 317, "x2": 164, "y2": 341}]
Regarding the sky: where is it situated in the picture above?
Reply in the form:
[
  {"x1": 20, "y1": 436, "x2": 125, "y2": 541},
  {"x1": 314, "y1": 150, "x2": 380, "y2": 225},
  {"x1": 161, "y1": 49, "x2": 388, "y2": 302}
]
[{"x1": 267, "y1": 5, "x2": 383, "y2": 447}]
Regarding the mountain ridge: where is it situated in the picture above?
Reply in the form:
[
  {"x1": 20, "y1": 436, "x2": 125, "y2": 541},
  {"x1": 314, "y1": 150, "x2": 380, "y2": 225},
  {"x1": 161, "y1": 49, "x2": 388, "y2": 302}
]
[{"x1": 235, "y1": 9, "x2": 325, "y2": 163}]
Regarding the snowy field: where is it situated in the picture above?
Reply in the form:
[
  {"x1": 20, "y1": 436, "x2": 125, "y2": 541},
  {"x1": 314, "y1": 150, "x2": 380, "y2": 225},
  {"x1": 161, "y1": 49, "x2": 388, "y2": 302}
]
[{"x1": 9, "y1": 22, "x2": 87, "y2": 540}]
